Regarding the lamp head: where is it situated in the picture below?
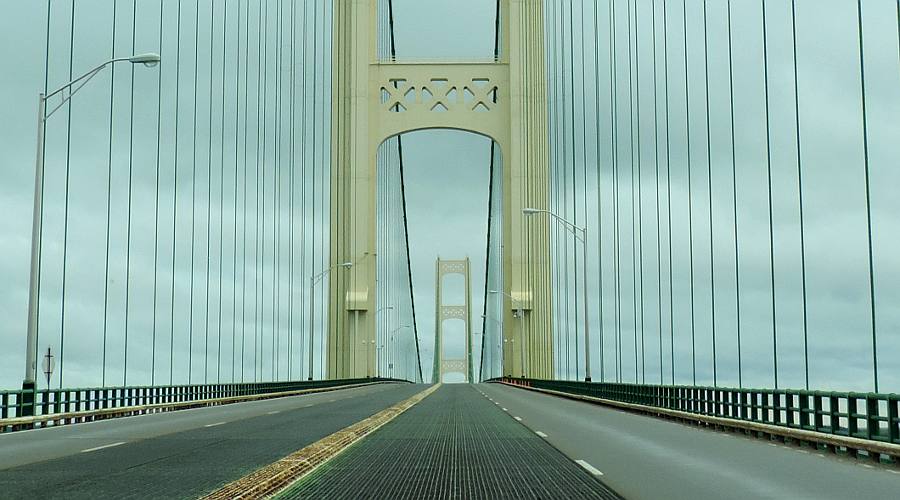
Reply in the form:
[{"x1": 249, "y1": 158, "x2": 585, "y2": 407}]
[{"x1": 129, "y1": 53, "x2": 161, "y2": 67}]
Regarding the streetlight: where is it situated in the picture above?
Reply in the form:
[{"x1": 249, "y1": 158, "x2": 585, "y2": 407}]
[
  {"x1": 389, "y1": 324, "x2": 410, "y2": 378},
  {"x1": 472, "y1": 331, "x2": 483, "y2": 382},
  {"x1": 23, "y1": 53, "x2": 161, "y2": 405},
  {"x1": 307, "y1": 261, "x2": 352, "y2": 380},
  {"x1": 482, "y1": 314, "x2": 504, "y2": 379},
  {"x1": 523, "y1": 207, "x2": 591, "y2": 382},
  {"x1": 489, "y1": 290, "x2": 526, "y2": 378},
  {"x1": 374, "y1": 306, "x2": 394, "y2": 378}
]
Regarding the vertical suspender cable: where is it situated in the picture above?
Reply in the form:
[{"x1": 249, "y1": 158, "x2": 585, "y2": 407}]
[
  {"x1": 593, "y1": 0, "x2": 604, "y2": 382},
  {"x1": 288, "y1": 0, "x2": 295, "y2": 379},
  {"x1": 273, "y1": 0, "x2": 281, "y2": 380},
  {"x1": 579, "y1": 0, "x2": 589, "y2": 384},
  {"x1": 169, "y1": 0, "x2": 183, "y2": 385},
  {"x1": 726, "y1": 0, "x2": 742, "y2": 388},
  {"x1": 241, "y1": 0, "x2": 250, "y2": 382},
  {"x1": 702, "y1": 0, "x2": 716, "y2": 387},
  {"x1": 310, "y1": 0, "x2": 318, "y2": 380},
  {"x1": 790, "y1": 0, "x2": 810, "y2": 390},
  {"x1": 627, "y1": 0, "x2": 637, "y2": 382},
  {"x1": 204, "y1": 0, "x2": 216, "y2": 384},
  {"x1": 233, "y1": 0, "x2": 243, "y2": 382},
  {"x1": 560, "y1": 0, "x2": 570, "y2": 379},
  {"x1": 34, "y1": 0, "x2": 52, "y2": 389},
  {"x1": 103, "y1": 0, "x2": 119, "y2": 386},
  {"x1": 761, "y1": 0, "x2": 778, "y2": 389},
  {"x1": 611, "y1": 0, "x2": 622, "y2": 383},
  {"x1": 218, "y1": 0, "x2": 229, "y2": 383},
  {"x1": 262, "y1": 0, "x2": 270, "y2": 381},
  {"x1": 663, "y1": 0, "x2": 674, "y2": 385},
  {"x1": 188, "y1": 0, "x2": 200, "y2": 384},
  {"x1": 652, "y1": 0, "x2": 663, "y2": 384},
  {"x1": 567, "y1": 0, "x2": 578, "y2": 380},
  {"x1": 299, "y1": 0, "x2": 308, "y2": 379},
  {"x1": 58, "y1": 0, "x2": 77, "y2": 389},
  {"x1": 682, "y1": 0, "x2": 697, "y2": 386},
  {"x1": 151, "y1": 0, "x2": 165, "y2": 385},
  {"x1": 855, "y1": 0, "x2": 878, "y2": 393},
  {"x1": 254, "y1": 0, "x2": 263, "y2": 382},
  {"x1": 633, "y1": 0, "x2": 646, "y2": 383},
  {"x1": 123, "y1": 0, "x2": 138, "y2": 385}
]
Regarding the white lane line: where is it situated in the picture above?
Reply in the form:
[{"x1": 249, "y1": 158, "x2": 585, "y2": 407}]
[
  {"x1": 205, "y1": 421, "x2": 227, "y2": 428},
  {"x1": 304, "y1": 404, "x2": 315, "y2": 408},
  {"x1": 514, "y1": 416, "x2": 523, "y2": 421},
  {"x1": 81, "y1": 442, "x2": 126, "y2": 453},
  {"x1": 575, "y1": 460, "x2": 604, "y2": 476},
  {"x1": 267, "y1": 411, "x2": 281, "y2": 415},
  {"x1": 535, "y1": 431, "x2": 548, "y2": 438},
  {"x1": 888, "y1": 470, "x2": 900, "y2": 475},
  {"x1": 328, "y1": 399, "x2": 336, "y2": 403},
  {"x1": 860, "y1": 464, "x2": 875, "y2": 469},
  {"x1": 502, "y1": 408, "x2": 508, "y2": 412}
]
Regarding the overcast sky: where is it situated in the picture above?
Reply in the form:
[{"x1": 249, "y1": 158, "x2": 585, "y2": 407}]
[{"x1": 1, "y1": 0, "x2": 899, "y2": 393}]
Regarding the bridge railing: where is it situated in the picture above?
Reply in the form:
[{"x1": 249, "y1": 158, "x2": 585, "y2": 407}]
[
  {"x1": 491, "y1": 378, "x2": 900, "y2": 447},
  {"x1": 1, "y1": 377, "x2": 405, "y2": 428}
]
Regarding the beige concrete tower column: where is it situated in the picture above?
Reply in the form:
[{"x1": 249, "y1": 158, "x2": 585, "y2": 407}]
[{"x1": 328, "y1": 0, "x2": 552, "y2": 380}]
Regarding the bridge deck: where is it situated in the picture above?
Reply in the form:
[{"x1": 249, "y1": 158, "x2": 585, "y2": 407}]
[
  {"x1": 279, "y1": 384, "x2": 620, "y2": 499},
  {"x1": 0, "y1": 383, "x2": 422, "y2": 499}
]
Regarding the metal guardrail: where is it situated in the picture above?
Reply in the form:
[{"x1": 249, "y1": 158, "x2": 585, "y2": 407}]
[
  {"x1": 490, "y1": 377, "x2": 900, "y2": 460},
  {"x1": 1, "y1": 377, "x2": 407, "y2": 432}
]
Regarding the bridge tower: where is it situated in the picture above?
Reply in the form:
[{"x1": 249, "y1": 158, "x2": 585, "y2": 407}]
[
  {"x1": 328, "y1": 0, "x2": 553, "y2": 380},
  {"x1": 432, "y1": 258, "x2": 473, "y2": 383}
]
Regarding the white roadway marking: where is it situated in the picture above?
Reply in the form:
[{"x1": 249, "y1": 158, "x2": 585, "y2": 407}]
[
  {"x1": 304, "y1": 404, "x2": 315, "y2": 408},
  {"x1": 502, "y1": 408, "x2": 508, "y2": 412},
  {"x1": 514, "y1": 416, "x2": 522, "y2": 421},
  {"x1": 535, "y1": 431, "x2": 548, "y2": 438},
  {"x1": 205, "y1": 422, "x2": 227, "y2": 428},
  {"x1": 575, "y1": 460, "x2": 604, "y2": 476},
  {"x1": 81, "y1": 442, "x2": 127, "y2": 453},
  {"x1": 267, "y1": 411, "x2": 281, "y2": 415}
]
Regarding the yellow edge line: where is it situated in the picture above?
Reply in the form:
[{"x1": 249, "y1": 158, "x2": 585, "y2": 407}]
[{"x1": 203, "y1": 383, "x2": 441, "y2": 499}]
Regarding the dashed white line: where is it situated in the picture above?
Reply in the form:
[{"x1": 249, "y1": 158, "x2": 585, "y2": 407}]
[
  {"x1": 205, "y1": 421, "x2": 227, "y2": 428},
  {"x1": 502, "y1": 408, "x2": 508, "y2": 412},
  {"x1": 860, "y1": 464, "x2": 875, "y2": 469},
  {"x1": 304, "y1": 404, "x2": 315, "y2": 408},
  {"x1": 535, "y1": 431, "x2": 548, "y2": 438},
  {"x1": 267, "y1": 411, "x2": 281, "y2": 415},
  {"x1": 514, "y1": 416, "x2": 522, "y2": 421},
  {"x1": 81, "y1": 442, "x2": 126, "y2": 453},
  {"x1": 575, "y1": 460, "x2": 604, "y2": 476}
]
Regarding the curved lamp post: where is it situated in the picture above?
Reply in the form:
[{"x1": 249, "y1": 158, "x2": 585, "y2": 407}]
[
  {"x1": 307, "y1": 261, "x2": 352, "y2": 380},
  {"x1": 23, "y1": 54, "x2": 161, "y2": 403},
  {"x1": 522, "y1": 207, "x2": 591, "y2": 382},
  {"x1": 489, "y1": 290, "x2": 525, "y2": 377}
]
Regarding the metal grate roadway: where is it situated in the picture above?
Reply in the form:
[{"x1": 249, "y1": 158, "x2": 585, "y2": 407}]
[{"x1": 279, "y1": 384, "x2": 622, "y2": 499}]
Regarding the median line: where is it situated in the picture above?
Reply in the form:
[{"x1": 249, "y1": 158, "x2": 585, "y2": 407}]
[{"x1": 203, "y1": 384, "x2": 441, "y2": 499}]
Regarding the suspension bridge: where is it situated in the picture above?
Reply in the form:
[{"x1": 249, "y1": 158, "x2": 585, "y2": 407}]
[{"x1": 1, "y1": 0, "x2": 899, "y2": 498}]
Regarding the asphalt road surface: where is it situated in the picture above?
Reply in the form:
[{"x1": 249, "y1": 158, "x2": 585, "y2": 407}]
[
  {"x1": 479, "y1": 383, "x2": 900, "y2": 500},
  {"x1": 0, "y1": 382, "x2": 423, "y2": 499}
]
